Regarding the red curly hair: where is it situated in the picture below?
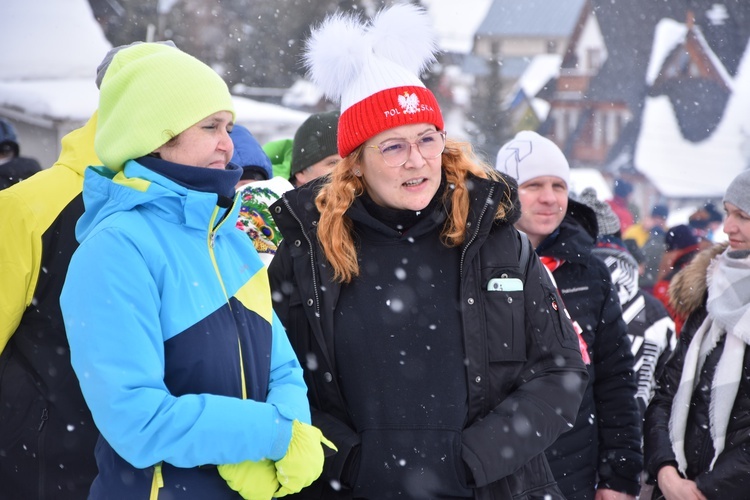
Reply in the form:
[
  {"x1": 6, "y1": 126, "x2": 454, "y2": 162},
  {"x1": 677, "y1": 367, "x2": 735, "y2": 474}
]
[{"x1": 315, "y1": 138, "x2": 513, "y2": 283}]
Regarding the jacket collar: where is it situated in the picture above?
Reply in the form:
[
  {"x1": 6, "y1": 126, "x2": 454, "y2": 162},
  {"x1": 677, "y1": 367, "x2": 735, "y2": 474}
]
[
  {"x1": 76, "y1": 159, "x2": 242, "y2": 242},
  {"x1": 536, "y1": 198, "x2": 597, "y2": 263},
  {"x1": 274, "y1": 172, "x2": 519, "y2": 246}
]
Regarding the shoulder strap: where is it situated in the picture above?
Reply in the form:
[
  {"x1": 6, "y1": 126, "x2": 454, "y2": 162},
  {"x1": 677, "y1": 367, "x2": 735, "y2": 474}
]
[{"x1": 518, "y1": 230, "x2": 532, "y2": 276}]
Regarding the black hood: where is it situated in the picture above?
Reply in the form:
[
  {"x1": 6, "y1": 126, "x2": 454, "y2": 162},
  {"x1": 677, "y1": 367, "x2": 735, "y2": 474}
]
[
  {"x1": 566, "y1": 197, "x2": 598, "y2": 240},
  {"x1": 536, "y1": 197, "x2": 598, "y2": 264}
]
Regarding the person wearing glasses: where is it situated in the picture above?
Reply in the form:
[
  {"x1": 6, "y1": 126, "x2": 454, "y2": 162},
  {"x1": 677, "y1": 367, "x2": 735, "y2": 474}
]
[{"x1": 267, "y1": 5, "x2": 588, "y2": 499}]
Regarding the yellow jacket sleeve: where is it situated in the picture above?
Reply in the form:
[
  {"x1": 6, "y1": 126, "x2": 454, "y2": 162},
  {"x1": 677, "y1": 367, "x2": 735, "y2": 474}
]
[
  {"x1": 0, "y1": 112, "x2": 99, "y2": 352},
  {"x1": 0, "y1": 189, "x2": 41, "y2": 351}
]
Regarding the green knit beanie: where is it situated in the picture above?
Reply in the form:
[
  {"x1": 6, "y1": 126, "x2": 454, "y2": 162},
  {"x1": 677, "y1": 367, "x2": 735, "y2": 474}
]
[
  {"x1": 290, "y1": 111, "x2": 339, "y2": 178},
  {"x1": 96, "y1": 43, "x2": 235, "y2": 172}
]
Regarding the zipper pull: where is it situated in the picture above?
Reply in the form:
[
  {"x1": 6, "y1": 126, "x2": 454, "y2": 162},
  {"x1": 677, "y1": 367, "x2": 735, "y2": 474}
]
[
  {"x1": 38, "y1": 408, "x2": 49, "y2": 431},
  {"x1": 209, "y1": 231, "x2": 216, "y2": 248},
  {"x1": 149, "y1": 462, "x2": 164, "y2": 499}
]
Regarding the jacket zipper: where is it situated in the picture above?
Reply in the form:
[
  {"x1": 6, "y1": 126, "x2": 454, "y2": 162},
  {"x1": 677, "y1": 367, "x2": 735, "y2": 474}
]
[
  {"x1": 38, "y1": 408, "x2": 49, "y2": 499},
  {"x1": 459, "y1": 184, "x2": 495, "y2": 277},
  {"x1": 207, "y1": 204, "x2": 234, "y2": 302},
  {"x1": 149, "y1": 462, "x2": 164, "y2": 499},
  {"x1": 207, "y1": 204, "x2": 248, "y2": 398},
  {"x1": 458, "y1": 185, "x2": 495, "y2": 417},
  {"x1": 281, "y1": 197, "x2": 320, "y2": 316}
]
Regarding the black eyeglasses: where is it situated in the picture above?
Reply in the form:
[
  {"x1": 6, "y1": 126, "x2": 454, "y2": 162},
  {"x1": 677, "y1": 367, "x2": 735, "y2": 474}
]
[{"x1": 366, "y1": 131, "x2": 446, "y2": 167}]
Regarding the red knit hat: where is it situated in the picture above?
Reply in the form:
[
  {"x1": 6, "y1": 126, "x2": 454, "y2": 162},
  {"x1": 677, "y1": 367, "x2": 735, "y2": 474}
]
[{"x1": 303, "y1": 4, "x2": 444, "y2": 158}]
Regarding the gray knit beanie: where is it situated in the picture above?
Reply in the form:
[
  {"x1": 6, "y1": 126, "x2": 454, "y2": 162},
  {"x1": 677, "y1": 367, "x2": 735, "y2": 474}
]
[
  {"x1": 724, "y1": 169, "x2": 750, "y2": 215},
  {"x1": 95, "y1": 40, "x2": 177, "y2": 89},
  {"x1": 290, "y1": 111, "x2": 339, "y2": 179},
  {"x1": 579, "y1": 187, "x2": 621, "y2": 236}
]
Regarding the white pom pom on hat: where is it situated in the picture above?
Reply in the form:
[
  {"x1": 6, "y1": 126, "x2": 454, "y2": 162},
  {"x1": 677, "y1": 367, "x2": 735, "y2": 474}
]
[
  {"x1": 303, "y1": 4, "x2": 444, "y2": 157},
  {"x1": 494, "y1": 130, "x2": 570, "y2": 187}
]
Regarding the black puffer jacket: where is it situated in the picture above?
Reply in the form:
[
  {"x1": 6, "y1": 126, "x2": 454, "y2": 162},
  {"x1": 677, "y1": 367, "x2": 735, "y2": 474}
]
[
  {"x1": 644, "y1": 244, "x2": 750, "y2": 497},
  {"x1": 268, "y1": 174, "x2": 588, "y2": 499},
  {"x1": 0, "y1": 155, "x2": 42, "y2": 190},
  {"x1": 537, "y1": 200, "x2": 642, "y2": 499}
]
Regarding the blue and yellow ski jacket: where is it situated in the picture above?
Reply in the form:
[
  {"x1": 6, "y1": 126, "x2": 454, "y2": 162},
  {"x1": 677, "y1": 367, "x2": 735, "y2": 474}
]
[{"x1": 60, "y1": 160, "x2": 309, "y2": 499}]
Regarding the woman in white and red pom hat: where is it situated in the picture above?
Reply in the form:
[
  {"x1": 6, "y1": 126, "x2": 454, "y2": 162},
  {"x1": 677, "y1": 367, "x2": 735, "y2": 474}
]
[{"x1": 268, "y1": 4, "x2": 587, "y2": 499}]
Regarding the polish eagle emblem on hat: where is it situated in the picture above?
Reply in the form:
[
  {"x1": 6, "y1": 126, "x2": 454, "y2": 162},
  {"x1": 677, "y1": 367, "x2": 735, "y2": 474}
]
[{"x1": 398, "y1": 92, "x2": 420, "y2": 114}]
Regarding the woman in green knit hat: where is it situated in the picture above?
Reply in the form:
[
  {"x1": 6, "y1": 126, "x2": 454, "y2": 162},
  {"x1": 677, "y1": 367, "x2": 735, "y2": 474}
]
[{"x1": 59, "y1": 43, "x2": 332, "y2": 500}]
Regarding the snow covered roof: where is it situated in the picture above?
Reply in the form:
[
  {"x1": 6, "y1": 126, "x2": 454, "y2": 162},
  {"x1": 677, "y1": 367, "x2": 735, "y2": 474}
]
[
  {"x1": 232, "y1": 96, "x2": 309, "y2": 139},
  {"x1": 423, "y1": 0, "x2": 494, "y2": 54},
  {"x1": 476, "y1": 0, "x2": 586, "y2": 38},
  {"x1": 0, "y1": 79, "x2": 99, "y2": 124},
  {"x1": 569, "y1": 167, "x2": 613, "y2": 200},
  {"x1": 634, "y1": 19, "x2": 750, "y2": 198},
  {"x1": 1, "y1": 0, "x2": 112, "y2": 81},
  {"x1": 1, "y1": 0, "x2": 308, "y2": 135},
  {"x1": 585, "y1": 0, "x2": 677, "y2": 109},
  {"x1": 504, "y1": 54, "x2": 561, "y2": 105}
]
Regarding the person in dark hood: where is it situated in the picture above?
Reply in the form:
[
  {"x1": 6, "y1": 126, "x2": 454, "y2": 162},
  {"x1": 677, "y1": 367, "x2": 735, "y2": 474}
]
[
  {"x1": 268, "y1": 5, "x2": 588, "y2": 499},
  {"x1": 0, "y1": 117, "x2": 41, "y2": 190},
  {"x1": 496, "y1": 131, "x2": 642, "y2": 500},
  {"x1": 229, "y1": 124, "x2": 274, "y2": 188}
]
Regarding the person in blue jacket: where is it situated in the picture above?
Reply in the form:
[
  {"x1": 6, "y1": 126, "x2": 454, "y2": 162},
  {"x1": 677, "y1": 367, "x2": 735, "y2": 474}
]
[{"x1": 59, "y1": 42, "x2": 332, "y2": 500}]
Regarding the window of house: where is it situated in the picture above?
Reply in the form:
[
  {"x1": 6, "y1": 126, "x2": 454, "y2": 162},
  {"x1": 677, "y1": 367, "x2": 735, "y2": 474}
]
[
  {"x1": 592, "y1": 111, "x2": 603, "y2": 148},
  {"x1": 587, "y1": 48, "x2": 602, "y2": 73}
]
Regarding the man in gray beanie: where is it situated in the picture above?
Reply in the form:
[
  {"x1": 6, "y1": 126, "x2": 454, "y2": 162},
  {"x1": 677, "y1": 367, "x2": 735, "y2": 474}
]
[
  {"x1": 290, "y1": 110, "x2": 341, "y2": 187},
  {"x1": 496, "y1": 130, "x2": 642, "y2": 500}
]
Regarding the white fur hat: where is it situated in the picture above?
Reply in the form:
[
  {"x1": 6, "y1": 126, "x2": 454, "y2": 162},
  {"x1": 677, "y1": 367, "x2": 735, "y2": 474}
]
[
  {"x1": 303, "y1": 4, "x2": 443, "y2": 157},
  {"x1": 495, "y1": 130, "x2": 570, "y2": 187}
]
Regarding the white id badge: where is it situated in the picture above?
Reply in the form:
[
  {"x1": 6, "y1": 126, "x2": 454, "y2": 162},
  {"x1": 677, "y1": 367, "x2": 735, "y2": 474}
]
[{"x1": 487, "y1": 277, "x2": 523, "y2": 292}]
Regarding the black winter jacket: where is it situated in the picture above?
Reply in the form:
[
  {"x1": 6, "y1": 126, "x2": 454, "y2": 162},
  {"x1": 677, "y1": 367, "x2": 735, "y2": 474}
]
[
  {"x1": 0, "y1": 155, "x2": 42, "y2": 190},
  {"x1": 537, "y1": 200, "x2": 642, "y2": 499},
  {"x1": 268, "y1": 174, "x2": 588, "y2": 499},
  {"x1": 644, "y1": 244, "x2": 750, "y2": 498}
]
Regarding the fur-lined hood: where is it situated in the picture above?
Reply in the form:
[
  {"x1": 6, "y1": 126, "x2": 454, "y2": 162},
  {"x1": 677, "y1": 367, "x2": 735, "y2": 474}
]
[{"x1": 669, "y1": 242, "x2": 728, "y2": 317}]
